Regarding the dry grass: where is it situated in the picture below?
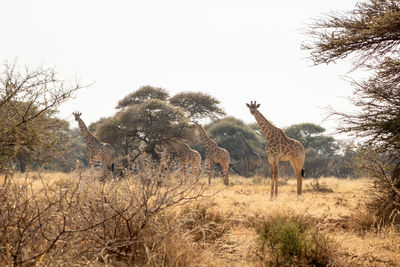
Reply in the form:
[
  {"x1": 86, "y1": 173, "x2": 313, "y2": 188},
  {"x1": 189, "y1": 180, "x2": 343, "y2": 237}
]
[{"x1": 1, "y1": 172, "x2": 400, "y2": 266}]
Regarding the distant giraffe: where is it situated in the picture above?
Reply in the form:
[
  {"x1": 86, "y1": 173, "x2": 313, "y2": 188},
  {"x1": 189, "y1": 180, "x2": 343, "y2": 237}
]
[
  {"x1": 246, "y1": 101, "x2": 305, "y2": 198},
  {"x1": 192, "y1": 122, "x2": 230, "y2": 185},
  {"x1": 166, "y1": 140, "x2": 201, "y2": 177},
  {"x1": 234, "y1": 131, "x2": 262, "y2": 177},
  {"x1": 72, "y1": 112, "x2": 115, "y2": 172}
]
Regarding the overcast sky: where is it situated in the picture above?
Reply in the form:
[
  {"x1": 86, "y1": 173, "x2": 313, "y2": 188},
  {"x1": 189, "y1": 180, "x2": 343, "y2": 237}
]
[{"x1": 1, "y1": 0, "x2": 362, "y2": 134}]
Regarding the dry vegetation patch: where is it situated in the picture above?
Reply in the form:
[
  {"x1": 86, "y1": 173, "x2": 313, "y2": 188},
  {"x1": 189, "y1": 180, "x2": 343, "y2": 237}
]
[{"x1": 1, "y1": 173, "x2": 399, "y2": 266}]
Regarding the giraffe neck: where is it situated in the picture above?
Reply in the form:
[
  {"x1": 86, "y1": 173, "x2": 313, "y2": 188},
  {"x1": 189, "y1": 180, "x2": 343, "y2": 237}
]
[
  {"x1": 77, "y1": 118, "x2": 101, "y2": 145},
  {"x1": 167, "y1": 141, "x2": 184, "y2": 153},
  {"x1": 194, "y1": 124, "x2": 217, "y2": 149},
  {"x1": 252, "y1": 110, "x2": 283, "y2": 142},
  {"x1": 238, "y1": 132, "x2": 254, "y2": 153}
]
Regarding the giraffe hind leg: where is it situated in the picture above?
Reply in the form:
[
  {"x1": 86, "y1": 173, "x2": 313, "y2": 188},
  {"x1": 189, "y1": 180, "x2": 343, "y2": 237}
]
[{"x1": 290, "y1": 160, "x2": 304, "y2": 196}]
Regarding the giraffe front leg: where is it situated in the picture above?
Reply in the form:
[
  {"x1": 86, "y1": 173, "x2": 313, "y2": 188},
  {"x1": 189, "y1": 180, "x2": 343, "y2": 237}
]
[
  {"x1": 245, "y1": 158, "x2": 250, "y2": 177},
  {"x1": 87, "y1": 151, "x2": 94, "y2": 169},
  {"x1": 191, "y1": 161, "x2": 200, "y2": 177},
  {"x1": 223, "y1": 162, "x2": 229, "y2": 186},
  {"x1": 270, "y1": 163, "x2": 278, "y2": 200},
  {"x1": 274, "y1": 164, "x2": 279, "y2": 198},
  {"x1": 194, "y1": 160, "x2": 201, "y2": 178}
]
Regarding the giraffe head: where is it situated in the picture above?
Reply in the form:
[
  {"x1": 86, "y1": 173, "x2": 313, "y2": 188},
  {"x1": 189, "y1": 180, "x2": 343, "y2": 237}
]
[
  {"x1": 72, "y1": 111, "x2": 82, "y2": 121},
  {"x1": 246, "y1": 101, "x2": 261, "y2": 115},
  {"x1": 189, "y1": 120, "x2": 199, "y2": 129}
]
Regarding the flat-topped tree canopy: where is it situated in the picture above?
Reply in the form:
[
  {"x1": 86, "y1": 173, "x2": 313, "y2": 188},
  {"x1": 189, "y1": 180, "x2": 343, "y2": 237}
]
[
  {"x1": 116, "y1": 85, "x2": 169, "y2": 109},
  {"x1": 169, "y1": 92, "x2": 225, "y2": 120}
]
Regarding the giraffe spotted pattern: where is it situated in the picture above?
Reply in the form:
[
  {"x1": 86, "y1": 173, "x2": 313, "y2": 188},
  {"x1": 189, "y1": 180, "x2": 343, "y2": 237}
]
[
  {"x1": 246, "y1": 101, "x2": 305, "y2": 199},
  {"x1": 73, "y1": 112, "x2": 115, "y2": 173}
]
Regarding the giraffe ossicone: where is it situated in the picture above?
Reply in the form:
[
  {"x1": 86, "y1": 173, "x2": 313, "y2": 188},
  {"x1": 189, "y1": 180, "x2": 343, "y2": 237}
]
[{"x1": 246, "y1": 101, "x2": 305, "y2": 199}]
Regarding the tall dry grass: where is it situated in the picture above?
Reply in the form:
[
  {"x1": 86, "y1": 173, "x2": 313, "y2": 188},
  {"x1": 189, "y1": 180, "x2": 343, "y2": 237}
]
[{"x1": 1, "y1": 171, "x2": 400, "y2": 266}]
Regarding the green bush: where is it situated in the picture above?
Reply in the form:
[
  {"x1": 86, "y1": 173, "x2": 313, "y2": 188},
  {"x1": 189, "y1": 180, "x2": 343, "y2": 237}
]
[{"x1": 256, "y1": 215, "x2": 333, "y2": 266}]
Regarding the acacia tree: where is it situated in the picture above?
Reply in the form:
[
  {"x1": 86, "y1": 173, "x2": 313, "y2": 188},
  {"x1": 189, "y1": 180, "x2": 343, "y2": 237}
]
[
  {"x1": 0, "y1": 61, "x2": 81, "y2": 173},
  {"x1": 303, "y1": 0, "x2": 400, "y2": 149},
  {"x1": 95, "y1": 98, "x2": 192, "y2": 161},
  {"x1": 304, "y1": 0, "x2": 400, "y2": 222},
  {"x1": 169, "y1": 92, "x2": 225, "y2": 120},
  {"x1": 94, "y1": 86, "x2": 225, "y2": 162},
  {"x1": 116, "y1": 86, "x2": 169, "y2": 109}
]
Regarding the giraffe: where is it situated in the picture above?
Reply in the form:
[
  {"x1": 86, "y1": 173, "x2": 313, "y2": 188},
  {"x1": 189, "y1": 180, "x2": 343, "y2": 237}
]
[
  {"x1": 234, "y1": 131, "x2": 262, "y2": 177},
  {"x1": 246, "y1": 101, "x2": 305, "y2": 198},
  {"x1": 72, "y1": 112, "x2": 115, "y2": 173},
  {"x1": 166, "y1": 140, "x2": 201, "y2": 177},
  {"x1": 192, "y1": 122, "x2": 230, "y2": 185}
]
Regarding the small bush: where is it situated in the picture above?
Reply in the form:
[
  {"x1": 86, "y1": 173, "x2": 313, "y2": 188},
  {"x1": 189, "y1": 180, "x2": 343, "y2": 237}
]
[
  {"x1": 255, "y1": 215, "x2": 334, "y2": 266},
  {"x1": 306, "y1": 178, "x2": 334, "y2": 193},
  {"x1": 179, "y1": 203, "x2": 227, "y2": 244},
  {"x1": 357, "y1": 149, "x2": 400, "y2": 226}
]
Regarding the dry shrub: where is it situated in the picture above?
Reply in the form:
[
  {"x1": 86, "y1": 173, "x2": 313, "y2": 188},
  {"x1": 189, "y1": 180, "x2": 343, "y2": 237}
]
[
  {"x1": 179, "y1": 203, "x2": 228, "y2": 244},
  {"x1": 357, "y1": 149, "x2": 400, "y2": 226},
  {"x1": 0, "y1": 154, "x2": 207, "y2": 266},
  {"x1": 348, "y1": 210, "x2": 379, "y2": 236},
  {"x1": 306, "y1": 178, "x2": 334, "y2": 193},
  {"x1": 255, "y1": 215, "x2": 335, "y2": 266}
]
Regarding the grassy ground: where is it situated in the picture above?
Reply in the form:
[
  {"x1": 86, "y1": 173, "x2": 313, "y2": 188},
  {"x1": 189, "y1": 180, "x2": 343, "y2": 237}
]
[
  {"x1": 176, "y1": 175, "x2": 400, "y2": 266},
  {"x1": 2, "y1": 171, "x2": 400, "y2": 266}
]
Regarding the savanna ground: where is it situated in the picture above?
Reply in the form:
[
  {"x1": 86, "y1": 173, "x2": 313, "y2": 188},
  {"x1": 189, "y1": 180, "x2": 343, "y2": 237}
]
[{"x1": 1, "y1": 170, "x2": 400, "y2": 266}]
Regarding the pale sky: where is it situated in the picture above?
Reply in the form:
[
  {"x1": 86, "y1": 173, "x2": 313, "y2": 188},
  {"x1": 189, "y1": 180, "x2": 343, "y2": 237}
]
[{"x1": 1, "y1": 0, "x2": 361, "y2": 134}]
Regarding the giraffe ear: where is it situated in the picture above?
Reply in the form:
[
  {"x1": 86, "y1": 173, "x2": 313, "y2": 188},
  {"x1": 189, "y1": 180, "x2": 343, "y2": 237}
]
[
  {"x1": 256, "y1": 104, "x2": 261, "y2": 108},
  {"x1": 246, "y1": 103, "x2": 250, "y2": 108}
]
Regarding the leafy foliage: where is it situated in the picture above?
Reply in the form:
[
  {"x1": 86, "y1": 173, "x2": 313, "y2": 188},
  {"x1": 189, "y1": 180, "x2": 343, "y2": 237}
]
[
  {"x1": 169, "y1": 92, "x2": 225, "y2": 120},
  {"x1": 96, "y1": 99, "x2": 191, "y2": 161},
  {"x1": 285, "y1": 123, "x2": 338, "y2": 155},
  {"x1": 305, "y1": 0, "x2": 400, "y2": 222},
  {"x1": 256, "y1": 215, "x2": 333, "y2": 266},
  {"x1": 303, "y1": 0, "x2": 400, "y2": 66},
  {"x1": 357, "y1": 148, "x2": 400, "y2": 225},
  {"x1": 116, "y1": 85, "x2": 169, "y2": 109},
  {"x1": 0, "y1": 61, "x2": 81, "y2": 172}
]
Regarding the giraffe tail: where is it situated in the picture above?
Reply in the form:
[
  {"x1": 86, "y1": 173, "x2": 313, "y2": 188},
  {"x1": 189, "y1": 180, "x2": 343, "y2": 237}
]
[
  {"x1": 301, "y1": 168, "x2": 305, "y2": 178},
  {"x1": 111, "y1": 163, "x2": 115, "y2": 172}
]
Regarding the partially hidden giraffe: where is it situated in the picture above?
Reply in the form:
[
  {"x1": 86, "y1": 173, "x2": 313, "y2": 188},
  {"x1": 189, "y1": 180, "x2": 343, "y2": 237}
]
[
  {"x1": 166, "y1": 140, "x2": 201, "y2": 177},
  {"x1": 235, "y1": 131, "x2": 262, "y2": 177},
  {"x1": 72, "y1": 112, "x2": 115, "y2": 172},
  {"x1": 246, "y1": 101, "x2": 305, "y2": 198},
  {"x1": 192, "y1": 122, "x2": 230, "y2": 185}
]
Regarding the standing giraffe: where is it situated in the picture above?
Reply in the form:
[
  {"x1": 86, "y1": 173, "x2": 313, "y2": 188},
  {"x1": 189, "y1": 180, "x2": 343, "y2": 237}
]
[
  {"x1": 72, "y1": 112, "x2": 115, "y2": 172},
  {"x1": 234, "y1": 131, "x2": 262, "y2": 177},
  {"x1": 192, "y1": 122, "x2": 230, "y2": 186},
  {"x1": 166, "y1": 140, "x2": 201, "y2": 177},
  {"x1": 246, "y1": 101, "x2": 305, "y2": 198}
]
